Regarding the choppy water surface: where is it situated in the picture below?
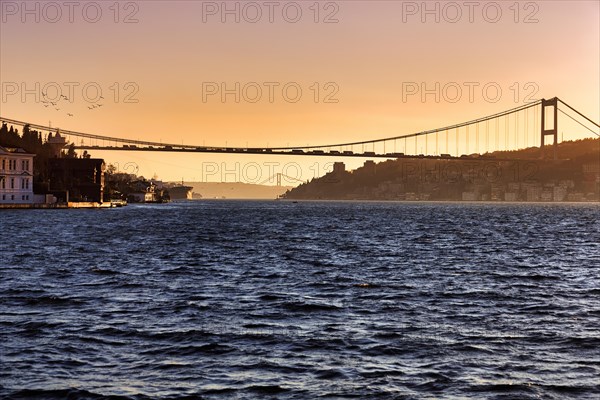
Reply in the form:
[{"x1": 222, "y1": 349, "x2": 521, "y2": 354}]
[{"x1": 1, "y1": 201, "x2": 599, "y2": 399}]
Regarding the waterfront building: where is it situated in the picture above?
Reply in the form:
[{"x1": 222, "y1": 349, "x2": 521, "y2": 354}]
[
  {"x1": 0, "y1": 146, "x2": 35, "y2": 204},
  {"x1": 505, "y1": 192, "x2": 518, "y2": 202},
  {"x1": 129, "y1": 180, "x2": 159, "y2": 203},
  {"x1": 461, "y1": 191, "x2": 478, "y2": 201},
  {"x1": 553, "y1": 186, "x2": 567, "y2": 202},
  {"x1": 47, "y1": 158, "x2": 106, "y2": 203},
  {"x1": 333, "y1": 162, "x2": 346, "y2": 174}
]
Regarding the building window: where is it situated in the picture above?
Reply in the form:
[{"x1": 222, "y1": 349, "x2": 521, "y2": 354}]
[
  {"x1": 25, "y1": 179, "x2": 29, "y2": 189},
  {"x1": 11, "y1": 195, "x2": 14, "y2": 200},
  {"x1": 1, "y1": 159, "x2": 5, "y2": 170},
  {"x1": 10, "y1": 178, "x2": 15, "y2": 189},
  {"x1": 2, "y1": 195, "x2": 5, "y2": 200}
]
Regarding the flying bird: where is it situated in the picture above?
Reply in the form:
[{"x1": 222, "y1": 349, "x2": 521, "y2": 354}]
[{"x1": 67, "y1": 113, "x2": 73, "y2": 117}]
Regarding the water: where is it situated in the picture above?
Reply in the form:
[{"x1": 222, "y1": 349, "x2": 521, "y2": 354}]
[{"x1": 1, "y1": 201, "x2": 599, "y2": 399}]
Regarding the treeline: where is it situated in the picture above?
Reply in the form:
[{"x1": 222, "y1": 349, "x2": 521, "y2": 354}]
[
  {"x1": 0, "y1": 123, "x2": 87, "y2": 181},
  {"x1": 0, "y1": 123, "x2": 55, "y2": 181},
  {"x1": 0, "y1": 123, "x2": 47, "y2": 153},
  {"x1": 491, "y1": 137, "x2": 600, "y2": 160}
]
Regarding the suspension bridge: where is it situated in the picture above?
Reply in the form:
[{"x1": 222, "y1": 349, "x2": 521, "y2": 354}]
[{"x1": 1, "y1": 97, "x2": 598, "y2": 160}]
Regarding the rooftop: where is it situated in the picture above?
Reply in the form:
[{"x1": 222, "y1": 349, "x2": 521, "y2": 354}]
[{"x1": 0, "y1": 146, "x2": 36, "y2": 156}]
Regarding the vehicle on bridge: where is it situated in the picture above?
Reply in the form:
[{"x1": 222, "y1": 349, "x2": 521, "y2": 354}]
[{"x1": 292, "y1": 149, "x2": 304, "y2": 154}]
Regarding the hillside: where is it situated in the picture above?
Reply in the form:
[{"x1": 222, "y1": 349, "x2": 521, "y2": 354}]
[{"x1": 282, "y1": 138, "x2": 600, "y2": 202}]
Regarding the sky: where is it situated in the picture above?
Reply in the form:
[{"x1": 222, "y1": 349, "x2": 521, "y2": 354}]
[{"x1": 1, "y1": 0, "x2": 599, "y2": 183}]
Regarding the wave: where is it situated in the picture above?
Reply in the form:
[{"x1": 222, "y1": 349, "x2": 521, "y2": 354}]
[{"x1": 0, "y1": 388, "x2": 138, "y2": 400}]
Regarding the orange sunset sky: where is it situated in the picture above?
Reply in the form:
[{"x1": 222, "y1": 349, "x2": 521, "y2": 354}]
[{"x1": 1, "y1": 0, "x2": 599, "y2": 183}]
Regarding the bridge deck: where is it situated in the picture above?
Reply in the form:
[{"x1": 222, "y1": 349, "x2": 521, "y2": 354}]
[{"x1": 73, "y1": 145, "x2": 561, "y2": 162}]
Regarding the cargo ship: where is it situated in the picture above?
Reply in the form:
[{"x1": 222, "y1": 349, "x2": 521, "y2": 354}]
[{"x1": 168, "y1": 185, "x2": 193, "y2": 200}]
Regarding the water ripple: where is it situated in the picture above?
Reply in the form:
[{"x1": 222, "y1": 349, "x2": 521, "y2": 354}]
[{"x1": 1, "y1": 201, "x2": 599, "y2": 399}]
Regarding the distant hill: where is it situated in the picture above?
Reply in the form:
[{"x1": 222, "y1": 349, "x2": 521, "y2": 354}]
[
  {"x1": 176, "y1": 182, "x2": 294, "y2": 200},
  {"x1": 282, "y1": 138, "x2": 600, "y2": 202},
  {"x1": 491, "y1": 138, "x2": 600, "y2": 161}
]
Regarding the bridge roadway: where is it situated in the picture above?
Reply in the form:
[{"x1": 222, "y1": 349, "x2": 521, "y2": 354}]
[{"x1": 74, "y1": 145, "x2": 553, "y2": 162}]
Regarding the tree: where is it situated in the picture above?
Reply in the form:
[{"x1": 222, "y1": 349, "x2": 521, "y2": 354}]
[
  {"x1": 1, "y1": 126, "x2": 21, "y2": 147},
  {"x1": 0, "y1": 123, "x2": 8, "y2": 142},
  {"x1": 65, "y1": 143, "x2": 77, "y2": 158},
  {"x1": 106, "y1": 164, "x2": 117, "y2": 175}
]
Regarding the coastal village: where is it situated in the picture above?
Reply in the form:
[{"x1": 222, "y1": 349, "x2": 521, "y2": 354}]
[
  {"x1": 0, "y1": 123, "x2": 193, "y2": 208},
  {"x1": 283, "y1": 138, "x2": 600, "y2": 202}
]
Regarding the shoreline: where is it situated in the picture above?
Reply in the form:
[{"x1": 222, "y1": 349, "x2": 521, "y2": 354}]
[{"x1": 0, "y1": 201, "x2": 122, "y2": 209}]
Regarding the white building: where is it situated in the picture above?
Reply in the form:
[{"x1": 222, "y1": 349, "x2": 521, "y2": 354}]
[{"x1": 0, "y1": 146, "x2": 35, "y2": 204}]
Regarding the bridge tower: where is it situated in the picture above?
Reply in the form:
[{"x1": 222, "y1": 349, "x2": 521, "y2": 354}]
[{"x1": 540, "y1": 97, "x2": 558, "y2": 159}]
